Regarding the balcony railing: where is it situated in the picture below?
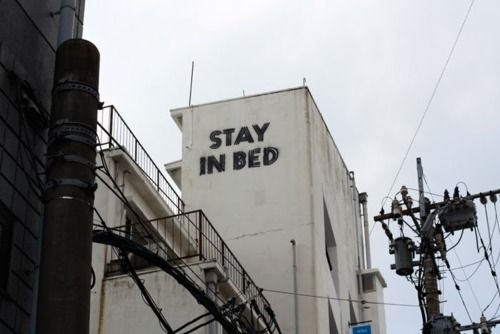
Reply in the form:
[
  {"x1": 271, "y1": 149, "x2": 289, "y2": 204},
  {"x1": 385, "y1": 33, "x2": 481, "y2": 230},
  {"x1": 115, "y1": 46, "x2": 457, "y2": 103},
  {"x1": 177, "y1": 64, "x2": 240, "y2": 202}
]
[
  {"x1": 97, "y1": 105, "x2": 184, "y2": 215},
  {"x1": 95, "y1": 106, "x2": 275, "y2": 329},
  {"x1": 148, "y1": 210, "x2": 271, "y2": 324}
]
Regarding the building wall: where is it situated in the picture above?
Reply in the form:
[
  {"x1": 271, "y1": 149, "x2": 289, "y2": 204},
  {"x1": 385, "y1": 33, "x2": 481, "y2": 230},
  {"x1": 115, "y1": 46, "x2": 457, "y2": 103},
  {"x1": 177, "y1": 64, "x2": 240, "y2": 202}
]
[
  {"x1": 91, "y1": 149, "x2": 271, "y2": 334},
  {"x1": 169, "y1": 87, "x2": 381, "y2": 333},
  {"x1": 91, "y1": 149, "x2": 176, "y2": 334},
  {"x1": 94, "y1": 268, "x2": 208, "y2": 334},
  {"x1": 306, "y1": 90, "x2": 363, "y2": 332},
  {"x1": 173, "y1": 88, "x2": 316, "y2": 334},
  {"x1": 0, "y1": 2, "x2": 57, "y2": 333},
  {"x1": 0, "y1": 1, "x2": 85, "y2": 333}
]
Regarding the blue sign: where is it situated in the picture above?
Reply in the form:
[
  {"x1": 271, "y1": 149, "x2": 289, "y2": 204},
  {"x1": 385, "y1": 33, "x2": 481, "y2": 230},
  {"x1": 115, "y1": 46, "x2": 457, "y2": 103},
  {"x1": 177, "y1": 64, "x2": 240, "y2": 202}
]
[{"x1": 351, "y1": 323, "x2": 372, "y2": 334}]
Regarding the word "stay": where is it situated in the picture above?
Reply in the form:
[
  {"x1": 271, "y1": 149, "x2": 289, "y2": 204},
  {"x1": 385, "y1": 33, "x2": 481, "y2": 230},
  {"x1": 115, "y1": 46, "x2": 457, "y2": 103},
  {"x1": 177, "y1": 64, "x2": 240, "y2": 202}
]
[{"x1": 209, "y1": 122, "x2": 270, "y2": 149}]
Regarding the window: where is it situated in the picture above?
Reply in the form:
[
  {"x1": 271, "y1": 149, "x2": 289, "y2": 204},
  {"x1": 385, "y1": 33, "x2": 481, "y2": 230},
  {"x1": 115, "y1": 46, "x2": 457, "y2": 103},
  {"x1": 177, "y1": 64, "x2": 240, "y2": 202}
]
[
  {"x1": 349, "y1": 298, "x2": 357, "y2": 324},
  {"x1": 362, "y1": 273, "x2": 375, "y2": 293},
  {"x1": 324, "y1": 199, "x2": 339, "y2": 291},
  {"x1": 0, "y1": 205, "x2": 13, "y2": 293},
  {"x1": 328, "y1": 301, "x2": 339, "y2": 334}
]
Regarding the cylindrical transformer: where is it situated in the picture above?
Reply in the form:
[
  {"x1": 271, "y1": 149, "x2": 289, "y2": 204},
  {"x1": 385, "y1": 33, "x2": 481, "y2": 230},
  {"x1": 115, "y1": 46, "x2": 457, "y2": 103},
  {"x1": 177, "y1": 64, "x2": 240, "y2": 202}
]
[
  {"x1": 392, "y1": 237, "x2": 415, "y2": 276},
  {"x1": 423, "y1": 315, "x2": 461, "y2": 334}
]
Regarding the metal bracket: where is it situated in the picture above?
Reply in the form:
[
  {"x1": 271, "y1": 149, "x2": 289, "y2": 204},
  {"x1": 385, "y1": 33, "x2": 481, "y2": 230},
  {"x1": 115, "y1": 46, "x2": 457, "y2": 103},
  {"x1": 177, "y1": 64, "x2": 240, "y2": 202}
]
[
  {"x1": 46, "y1": 152, "x2": 96, "y2": 170},
  {"x1": 45, "y1": 178, "x2": 97, "y2": 192},
  {"x1": 49, "y1": 122, "x2": 97, "y2": 148},
  {"x1": 53, "y1": 80, "x2": 100, "y2": 101}
]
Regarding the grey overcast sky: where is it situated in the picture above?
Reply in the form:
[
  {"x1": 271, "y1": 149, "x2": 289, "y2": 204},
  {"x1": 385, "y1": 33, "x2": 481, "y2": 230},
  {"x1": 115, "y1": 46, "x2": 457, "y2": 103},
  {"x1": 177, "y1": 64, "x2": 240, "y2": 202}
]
[{"x1": 84, "y1": 1, "x2": 500, "y2": 333}]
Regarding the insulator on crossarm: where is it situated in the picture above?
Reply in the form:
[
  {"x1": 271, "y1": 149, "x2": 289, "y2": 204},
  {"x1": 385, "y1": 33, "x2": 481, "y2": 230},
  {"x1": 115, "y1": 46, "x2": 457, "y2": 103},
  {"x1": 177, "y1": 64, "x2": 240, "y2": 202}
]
[
  {"x1": 406, "y1": 195, "x2": 413, "y2": 208},
  {"x1": 444, "y1": 189, "x2": 450, "y2": 202},
  {"x1": 480, "y1": 194, "x2": 487, "y2": 205},
  {"x1": 490, "y1": 194, "x2": 497, "y2": 204},
  {"x1": 392, "y1": 199, "x2": 403, "y2": 218},
  {"x1": 400, "y1": 185, "x2": 408, "y2": 197}
]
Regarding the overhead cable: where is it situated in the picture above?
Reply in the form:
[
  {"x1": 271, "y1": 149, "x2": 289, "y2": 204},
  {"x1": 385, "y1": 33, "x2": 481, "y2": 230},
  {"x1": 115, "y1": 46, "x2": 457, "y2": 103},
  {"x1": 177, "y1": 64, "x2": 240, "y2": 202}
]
[
  {"x1": 376, "y1": 0, "x2": 478, "y2": 225},
  {"x1": 261, "y1": 288, "x2": 420, "y2": 307}
]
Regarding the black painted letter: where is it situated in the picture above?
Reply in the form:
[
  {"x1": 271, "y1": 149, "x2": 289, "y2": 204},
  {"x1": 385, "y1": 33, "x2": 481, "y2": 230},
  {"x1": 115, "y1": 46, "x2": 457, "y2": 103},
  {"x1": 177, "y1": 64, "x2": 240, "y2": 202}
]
[
  {"x1": 200, "y1": 157, "x2": 206, "y2": 175},
  {"x1": 248, "y1": 148, "x2": 261, "y2": 168},
  {"x1": 207, "y1": 154, "x2": 225, "y2": 174},
  {"x1": 209, "y1": 130, "x2": 222, "y2": 149},
  {"x1": 233, "y1": 151, "x2": 246, "y2": 170},
  {"x1": 263, "y1": 147, "x2": 279, "y2": 166},
  {"x1": 252, "y1": 122, "x2": 270, "y2": 142},
  {"x1": 234, "y1": 127, "x2": 254, "y2": 145},
  {"x1": 222, "y1": 128, "x2": 235, "y2": 146}
]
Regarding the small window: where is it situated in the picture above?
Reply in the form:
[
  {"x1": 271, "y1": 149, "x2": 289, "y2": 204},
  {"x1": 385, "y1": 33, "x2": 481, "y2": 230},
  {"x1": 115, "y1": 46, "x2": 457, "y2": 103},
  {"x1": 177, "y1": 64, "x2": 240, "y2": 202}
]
[
  {"x1": 349, "y1": 298, "x2": 357, "y2": 324},
  {"x1": 0, "y1": 207, "x2": 14, "y2": 293},
  {"x1": 328, "y1": 301, "x2": 339, "y2": 334},
  {"x1": 362, "y1": 273, "x2": 375, "y2": 293},
  {"x1": 324, "y1": 199, "x2": 339, "y2": 291}
]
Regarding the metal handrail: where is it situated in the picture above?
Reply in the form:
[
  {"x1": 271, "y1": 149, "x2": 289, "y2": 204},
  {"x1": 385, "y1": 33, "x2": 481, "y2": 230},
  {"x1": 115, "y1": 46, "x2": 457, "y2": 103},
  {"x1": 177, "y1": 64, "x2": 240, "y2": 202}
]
[
  {"x1": 150, "y1": 210, "x2": 273, "y2": 324},
  {"x1": 95, "y1": 106, "x2": 274, "y2": 327},
  {"x1": 97, "y1": 105, "x2": 185, "y2": 215}
]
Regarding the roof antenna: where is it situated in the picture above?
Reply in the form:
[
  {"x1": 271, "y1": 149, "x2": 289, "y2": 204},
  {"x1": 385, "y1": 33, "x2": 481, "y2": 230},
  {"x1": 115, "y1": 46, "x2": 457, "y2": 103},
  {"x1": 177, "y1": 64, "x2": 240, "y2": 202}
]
[
  {"x1": 242, "y1": 89, "x2": 245, "y2": 97},
  {"x1": 302, "y1": 77, "x2": 306, "y2": 87},
  {"x1": 188, "y1": 61, "x2": 194, "y2": 106}
]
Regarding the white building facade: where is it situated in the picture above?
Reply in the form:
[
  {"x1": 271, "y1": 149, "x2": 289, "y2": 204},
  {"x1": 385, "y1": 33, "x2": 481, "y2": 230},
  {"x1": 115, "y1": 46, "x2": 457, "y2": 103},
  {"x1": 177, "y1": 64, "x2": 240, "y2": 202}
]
[
  {"x1": 166, "y1": 87, "x2": 387, "y2": 334},
  {"x1": 90, "y1": 107, "x2": 279, "y2": 334},
  {"x1": 89, "y1": 87, "x2": 386, "y2": 334}
]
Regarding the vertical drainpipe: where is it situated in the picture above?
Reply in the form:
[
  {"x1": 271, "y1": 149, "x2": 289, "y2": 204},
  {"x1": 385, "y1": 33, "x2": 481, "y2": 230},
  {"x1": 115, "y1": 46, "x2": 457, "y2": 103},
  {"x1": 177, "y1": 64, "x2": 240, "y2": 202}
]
[
  {"x1": 31, "y1": 2, "x2": 78, "y2": 332},
  {"x1": 291, "y1": 239, "x2": 299, "y2": 334},
  {"x1": 205, "y1": 270, "x2": 219, "y2": 334},
  {"x1": 359, "y1": 193, "x2": 371, "y2": 269},
  {"x1": 58, "y1": 0, "x2": 77, "y2": 46},
  {"x1": 349, "y1": 172, "x2": 363, "y2": 270}
]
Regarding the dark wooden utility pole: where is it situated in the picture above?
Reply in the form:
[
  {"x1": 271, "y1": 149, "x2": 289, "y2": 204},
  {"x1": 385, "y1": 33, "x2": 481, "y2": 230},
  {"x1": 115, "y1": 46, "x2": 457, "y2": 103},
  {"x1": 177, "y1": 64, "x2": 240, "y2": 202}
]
[
  {"x1": 37, "y1": 39, "x2": 100, "y2": 334},
  {"x1": 417, "y1": 158, "x2": 440, "y2": 319}
]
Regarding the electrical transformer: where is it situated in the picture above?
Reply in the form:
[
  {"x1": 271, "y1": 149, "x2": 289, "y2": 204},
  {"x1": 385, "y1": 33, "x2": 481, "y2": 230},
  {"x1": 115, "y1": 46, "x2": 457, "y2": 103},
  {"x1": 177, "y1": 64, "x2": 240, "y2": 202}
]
[
  {"x1": 439, "y1": 199, "x2": 477, "y2": 233},
  {"x1": 389, "y1": 237, "x2": 415, "y2": 276},
  {"x1": 423, "y1": 315, "x2": 461, "y2": 334}
]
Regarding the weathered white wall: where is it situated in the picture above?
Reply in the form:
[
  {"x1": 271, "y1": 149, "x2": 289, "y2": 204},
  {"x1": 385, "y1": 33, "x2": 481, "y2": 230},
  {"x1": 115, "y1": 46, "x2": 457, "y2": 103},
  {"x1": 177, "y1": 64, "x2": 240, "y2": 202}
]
[
  {"x1": 306, "y1": 90, "x2": 365, "y2": 333},
  {"x1": 95, "y1": 269, "x2": 207, "y2": 334},
  {"x1": 90, "y1": 151, "x2": 207, "y2": 334},
  {"x1": 361, "y1": 271, "x2": 387, "y2": 334},
  {"x1": 173, "y1": 88, "x2": 316, "y2": 333},
  {"x1": 171, "y1": 87, "x2": 381, "y2": 333}
]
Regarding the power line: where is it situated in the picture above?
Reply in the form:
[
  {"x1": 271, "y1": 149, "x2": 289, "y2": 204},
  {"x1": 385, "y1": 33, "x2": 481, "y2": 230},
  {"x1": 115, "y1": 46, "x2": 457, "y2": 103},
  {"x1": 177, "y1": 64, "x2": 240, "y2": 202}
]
[
  {"x1": 378, "y1": 0, "x2": 477, "y2": 214},
  {"x1": 451, "y1": 248, "x2": 483, "y2": 313},
  {"x1": 261, "y1": 288, "x2": 420, "y2": 308}
]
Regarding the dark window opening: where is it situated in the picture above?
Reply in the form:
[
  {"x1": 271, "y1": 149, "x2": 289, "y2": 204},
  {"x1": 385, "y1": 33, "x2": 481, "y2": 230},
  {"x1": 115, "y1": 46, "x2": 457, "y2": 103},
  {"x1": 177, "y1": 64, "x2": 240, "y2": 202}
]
[
  {"x1": 324, "y1": 199, "x2": 339, "y2": 291},
  {"x1": 328, "y1": 301, "x2": 339, "y2": 334},
  {"x1": 362, "y1": 273, "x2": 375, "y2": 293},
  {"x1": 0, "y1": 204, "x2": 14, "y2": 294},
  {"x1": 349, "y1": 297, "x2": 357, "y2": 325},
  {"x1": 105, "y1": 208, "x2": 176, "y2": 276}
]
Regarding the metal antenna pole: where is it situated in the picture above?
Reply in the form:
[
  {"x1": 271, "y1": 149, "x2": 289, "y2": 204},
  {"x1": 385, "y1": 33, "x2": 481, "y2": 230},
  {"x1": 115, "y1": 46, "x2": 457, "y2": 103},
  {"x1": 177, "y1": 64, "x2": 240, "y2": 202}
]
[{"x1": 188, "y1": 61, "x2": 194, "y2": 106}]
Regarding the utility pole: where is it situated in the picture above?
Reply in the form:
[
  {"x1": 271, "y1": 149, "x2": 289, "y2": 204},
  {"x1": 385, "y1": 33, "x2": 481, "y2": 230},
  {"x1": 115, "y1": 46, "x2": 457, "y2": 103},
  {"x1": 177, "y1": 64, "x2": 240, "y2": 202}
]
[
  {"x1": 37, "y1": 39, "x2": 100, "y2": 334},
  {"x1": 374, "y1": 157, "x2": 500, "y2": 333},
  {"x1": 417, "y1": 158, "x2": 440, "y2": 319}
]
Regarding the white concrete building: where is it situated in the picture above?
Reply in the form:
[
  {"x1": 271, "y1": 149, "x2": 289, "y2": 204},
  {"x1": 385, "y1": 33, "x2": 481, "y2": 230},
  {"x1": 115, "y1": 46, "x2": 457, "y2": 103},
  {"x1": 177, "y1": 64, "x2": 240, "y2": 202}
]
[
  {"x1": 90, "y1": 107, "x2": 279, "y2": 334},
  {"x1": 90, "y1": 87, "x2": 387, "y2": 334},
  {"x1": 166, "y1": 87, "x2": 387, "y2": 334}
]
